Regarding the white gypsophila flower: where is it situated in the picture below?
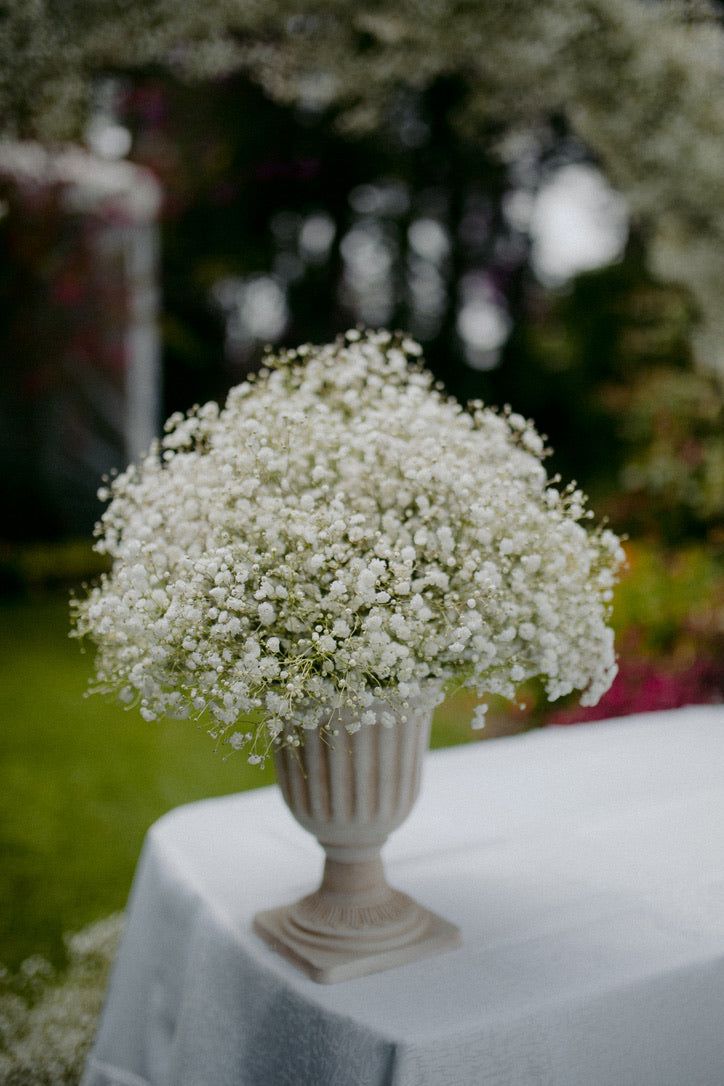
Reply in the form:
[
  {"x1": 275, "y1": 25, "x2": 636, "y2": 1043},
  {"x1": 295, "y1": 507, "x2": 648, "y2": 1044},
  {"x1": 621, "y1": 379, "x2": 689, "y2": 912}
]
[
  {"x1": 72, "y1": 330, "x2": 624, "y2": 763},
  {"x1": 0, "y1": 914, "x2": 123, "y2": 1083}
]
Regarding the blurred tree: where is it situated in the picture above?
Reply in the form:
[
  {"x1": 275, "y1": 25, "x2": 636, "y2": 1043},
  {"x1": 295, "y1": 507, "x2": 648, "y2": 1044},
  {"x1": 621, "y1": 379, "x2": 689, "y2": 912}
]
[
  {"x1": 117, "y1": 69, "x2": 716, "y2": 543},
  {"x1": 1, "y1": 0, "x2": 723, "y2": 378}
]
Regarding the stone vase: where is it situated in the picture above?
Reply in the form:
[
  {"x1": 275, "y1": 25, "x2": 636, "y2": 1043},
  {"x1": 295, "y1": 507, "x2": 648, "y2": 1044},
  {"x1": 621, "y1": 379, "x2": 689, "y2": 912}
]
[{"x1": 253, "y1": 693, "x2": 461, "y2": 983}]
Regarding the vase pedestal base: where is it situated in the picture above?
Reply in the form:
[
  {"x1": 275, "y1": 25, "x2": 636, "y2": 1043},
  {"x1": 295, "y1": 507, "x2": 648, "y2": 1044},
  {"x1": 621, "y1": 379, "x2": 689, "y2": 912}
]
[{"x1": 254, "y1": 890, "x2": 461, "y2": 984}]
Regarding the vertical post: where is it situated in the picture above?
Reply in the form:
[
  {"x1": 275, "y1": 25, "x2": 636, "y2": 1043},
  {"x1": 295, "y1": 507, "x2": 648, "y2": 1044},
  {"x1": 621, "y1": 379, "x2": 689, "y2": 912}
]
[{"x1": 0, "y1": 142, "x2": 162, "y2": 537}]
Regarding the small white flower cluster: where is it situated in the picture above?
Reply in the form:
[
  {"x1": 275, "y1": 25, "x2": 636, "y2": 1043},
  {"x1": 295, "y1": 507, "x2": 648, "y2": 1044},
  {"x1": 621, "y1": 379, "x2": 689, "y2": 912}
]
[
  {"x1": 73, "y1": 330, "x2": 624, "y2": 762},
  {"x1": 0, "y1": 914, "x2": 123, "y2": 1083}
]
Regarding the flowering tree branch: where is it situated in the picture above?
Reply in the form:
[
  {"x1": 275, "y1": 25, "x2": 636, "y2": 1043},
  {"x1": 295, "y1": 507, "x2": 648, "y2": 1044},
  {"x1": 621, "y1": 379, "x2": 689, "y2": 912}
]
[{"x1": 2, "y1": 1, "x2": 723, "y2": 373}]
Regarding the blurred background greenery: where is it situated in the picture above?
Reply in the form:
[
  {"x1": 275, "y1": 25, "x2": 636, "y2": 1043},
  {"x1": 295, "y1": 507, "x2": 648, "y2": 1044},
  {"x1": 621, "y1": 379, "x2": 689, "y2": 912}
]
[{"x1": 1, "y1": 64, "x2": 723, "y2": 979}]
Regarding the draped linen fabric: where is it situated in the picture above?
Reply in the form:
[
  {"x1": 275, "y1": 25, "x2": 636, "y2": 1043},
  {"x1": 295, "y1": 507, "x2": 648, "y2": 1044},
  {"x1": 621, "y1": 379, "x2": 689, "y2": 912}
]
[{"x1": 83, "y1": 706, "x2": 724, "y2": 1086}]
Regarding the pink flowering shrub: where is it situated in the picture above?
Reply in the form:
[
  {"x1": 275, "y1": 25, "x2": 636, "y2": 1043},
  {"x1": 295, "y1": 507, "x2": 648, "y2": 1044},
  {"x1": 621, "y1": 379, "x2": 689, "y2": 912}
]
[{"x1": 547, "y1": 654, "x2": 724, "y2": 726}]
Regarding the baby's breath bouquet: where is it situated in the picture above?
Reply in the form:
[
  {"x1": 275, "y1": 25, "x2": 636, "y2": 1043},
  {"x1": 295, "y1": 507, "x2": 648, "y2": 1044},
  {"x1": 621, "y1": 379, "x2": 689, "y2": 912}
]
[{"x1": 73, "y1": 330, "x2": 623, "y2": 764}]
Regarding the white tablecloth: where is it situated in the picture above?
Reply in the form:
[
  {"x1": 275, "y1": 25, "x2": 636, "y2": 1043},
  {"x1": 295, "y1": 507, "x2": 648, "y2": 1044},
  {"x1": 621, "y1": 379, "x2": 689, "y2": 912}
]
[{"x1": 82, "y1": 706, "x2": 724, "y2": 1086}]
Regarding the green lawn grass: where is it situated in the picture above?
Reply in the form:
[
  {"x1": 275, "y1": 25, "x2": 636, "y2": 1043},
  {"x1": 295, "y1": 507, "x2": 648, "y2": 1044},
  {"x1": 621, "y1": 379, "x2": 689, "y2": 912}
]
[{"x1": 0, "y1": 594, "x2": 485, "y2": 973}]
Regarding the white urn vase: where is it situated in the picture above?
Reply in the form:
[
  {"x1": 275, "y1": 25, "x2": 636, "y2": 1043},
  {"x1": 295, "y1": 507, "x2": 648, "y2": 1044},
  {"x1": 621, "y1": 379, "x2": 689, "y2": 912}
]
[{"x1": 253, "y1": 693, "x2": 461, "y2": 983}]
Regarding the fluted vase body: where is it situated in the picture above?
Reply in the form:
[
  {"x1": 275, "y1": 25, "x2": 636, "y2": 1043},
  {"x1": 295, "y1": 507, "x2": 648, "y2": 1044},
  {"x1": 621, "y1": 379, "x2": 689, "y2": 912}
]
[{"x1": 253, "y1": 693, "x2": 461, "y2": 983}]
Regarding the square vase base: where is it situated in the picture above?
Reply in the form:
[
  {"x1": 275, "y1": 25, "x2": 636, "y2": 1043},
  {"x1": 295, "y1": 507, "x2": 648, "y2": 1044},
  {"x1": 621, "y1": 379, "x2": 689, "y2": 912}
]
[{"x1": 253, "y1": 905, "x2": 462, "y2": 984}]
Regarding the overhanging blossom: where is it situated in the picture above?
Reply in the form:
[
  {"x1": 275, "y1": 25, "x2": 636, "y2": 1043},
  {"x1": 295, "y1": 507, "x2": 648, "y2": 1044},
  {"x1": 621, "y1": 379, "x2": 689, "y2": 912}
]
[{"x1": 1, "y1": 1, "x2": 723, "y2": 373}]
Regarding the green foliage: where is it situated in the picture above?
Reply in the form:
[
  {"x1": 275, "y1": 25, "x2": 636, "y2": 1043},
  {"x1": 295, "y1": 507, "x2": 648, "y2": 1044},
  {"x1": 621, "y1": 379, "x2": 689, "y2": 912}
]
[
  {"x1": 506, "y1": 258, "x2": 698, "y2": 501},
  {"x1": 611, "y1": 540, "x2": 724, "y2": 657},
  {"x1": 607, "y1": 368, "x2": 724, "y2": 538},
  {"x1": 503, "y1": 254, "x2": 724, "y2": 541}
]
